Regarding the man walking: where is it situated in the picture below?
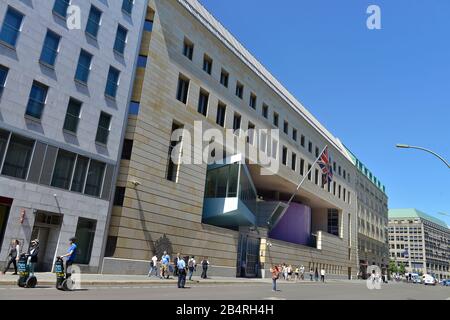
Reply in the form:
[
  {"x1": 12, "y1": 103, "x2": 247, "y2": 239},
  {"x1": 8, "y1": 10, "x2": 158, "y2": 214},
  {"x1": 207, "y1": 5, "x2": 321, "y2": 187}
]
[
  {"x1": 2, "y1": 240, "x2": 20, "y2": 275},
  {"x1": 320, "y1": 268, "x2": 326, "y2": 282},
  {"x1": 188, "y1": 256, "x2": 196, "y2": 281},
  {"x1": 177, "y1": 255, "x2": 187, "y2": 288},
  {"x1": 60, "y1": 237, "x2": 77, "y2": 279},
  {"x1": 174, "y1": 253, "x2": 181, "y2": 277},
  {"x1": 148, "y1": 254, "x2": 158, "y2": 277},
  {"x1": 201, "y1": 257, "x2": 209, "y2": 279},
  {"x1": 161, "y1": 251, "x2": 170, "y2": 279}
]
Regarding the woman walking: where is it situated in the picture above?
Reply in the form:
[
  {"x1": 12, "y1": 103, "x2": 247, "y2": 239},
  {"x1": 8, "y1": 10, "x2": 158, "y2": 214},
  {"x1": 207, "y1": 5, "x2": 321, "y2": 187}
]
[
  {"x1": 3, "y1": 240, "x2": 20, "y2": 275},
  {"x1": 270, "y1": 264, "x2": 280, "y2": 292}
]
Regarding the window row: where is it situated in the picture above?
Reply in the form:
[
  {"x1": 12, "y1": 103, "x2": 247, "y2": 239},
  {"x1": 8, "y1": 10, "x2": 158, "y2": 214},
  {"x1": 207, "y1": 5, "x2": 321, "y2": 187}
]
[
  {"x1": 0, "y1": 130, "x2": 110, "y2": 198},
  {"x1": 180, "y1": 36, "x2": 351, "y2": 183}
]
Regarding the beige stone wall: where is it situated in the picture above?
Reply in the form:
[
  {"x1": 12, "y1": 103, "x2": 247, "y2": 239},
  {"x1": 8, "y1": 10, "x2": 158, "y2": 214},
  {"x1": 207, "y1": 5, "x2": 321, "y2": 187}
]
[{"x1": 106, "y1": 0, "x2": 359, "y2": 277}]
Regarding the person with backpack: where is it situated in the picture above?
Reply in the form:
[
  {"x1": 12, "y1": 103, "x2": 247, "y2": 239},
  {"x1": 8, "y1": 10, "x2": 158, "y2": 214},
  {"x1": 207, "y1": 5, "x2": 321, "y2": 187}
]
[
  {"x1": 201, "y1": 257, "x2": 209, "y2": 279},
  {"x1": 188, "y1": 256, "x2": 196, "y2": 281},
  {"x1": 270, "y1": 264, "x2": 280, "y2": 292},
  {"x1": 3, "y1": 240, "x2": 20, "y2": 275},
  {"x1": 176, "y1": 255, "x2": 187, "y2": 289},
  {"x1": 161, "y1": 251, "x2": 170, "y2": 279}
]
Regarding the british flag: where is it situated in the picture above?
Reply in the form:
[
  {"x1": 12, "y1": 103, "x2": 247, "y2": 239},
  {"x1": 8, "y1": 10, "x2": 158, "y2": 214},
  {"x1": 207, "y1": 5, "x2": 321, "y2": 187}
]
[{"x1": 318, "y1": 147, "x2": 333, "y2": 185}]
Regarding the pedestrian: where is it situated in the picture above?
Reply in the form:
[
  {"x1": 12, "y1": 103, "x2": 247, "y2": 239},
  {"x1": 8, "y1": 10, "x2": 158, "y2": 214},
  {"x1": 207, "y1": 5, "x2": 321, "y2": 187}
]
[
  {"x1": 201, "y1": 257, "x2": 209, "y2": 279},
  {"x1": 27, "y1": 239, "x2": 39, "y2": 276},
  {"x1": 309, "y1": 268, "x2": 314, "y2": 281},
  {"x1": 270, "y1": 264, "x2": 280, "y2": 292},
  {"x1": 300, "y1": 265, "x2": 305, "y2": 280},
  {"x1": 320, "y1": 268, "x2": 325, "y2": 282},
  {"x1": 174, "y1": 253, "x2": 181, "y2": 277},
  {"x1": 148, "y1": 254, "x2": 158, "y2": 277},
  {"x1": 2, "y1": 240, "x2": 20, "y2": 275},
  {"x1": 287, "y1": 265, "x2": 292, "y2": 281},
  {"x1": 177, "y1": 255, "x2": 187, "y2": 288},
  {"x1": 294, "y1": 266, "x2": 299, "y2": 281},
  {"x1": 283, "y1": 264, "x2": 288, "y2": 280},
  {"x1": 161, "y1": 251, "x2": 170, "y2": 279},
  {"x1": 314, "y1": 267, "x2": 319, "y2": 282},
  {"x1": 59, "y1": 237, "x2": 77, "y2": 279},
  {"x1": 188, "y1": 256, "x2": 196, "y2": 281}
]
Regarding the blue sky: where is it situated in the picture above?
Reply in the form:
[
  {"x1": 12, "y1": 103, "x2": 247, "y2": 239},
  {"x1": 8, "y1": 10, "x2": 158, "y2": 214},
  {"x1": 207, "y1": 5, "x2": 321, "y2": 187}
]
[{"x1": 199, "y1": 0, "x2": 450, "y2": 226}]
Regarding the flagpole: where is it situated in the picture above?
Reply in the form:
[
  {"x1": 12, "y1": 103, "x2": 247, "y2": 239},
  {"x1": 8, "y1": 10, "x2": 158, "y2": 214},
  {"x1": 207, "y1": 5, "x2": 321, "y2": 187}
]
[{"x1": 286, "y1": 145, "x2": 328, "y2": 207}]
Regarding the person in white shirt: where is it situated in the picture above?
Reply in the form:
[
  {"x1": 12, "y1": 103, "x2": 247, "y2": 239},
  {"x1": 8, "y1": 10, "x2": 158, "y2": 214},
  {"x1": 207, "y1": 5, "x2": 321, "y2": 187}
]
[
  {"x1": 320, "y1": 268, "x2": 326, "y2": 282},
  {"x1": 188, "y1": 256, "x2": 196, "y2": 281},
  {"x1": 148, "y1": 255, "x2": 158, "y2": 277},
  {"x1": 3, "y1": 240, "x2": 20, "y2": 275}
]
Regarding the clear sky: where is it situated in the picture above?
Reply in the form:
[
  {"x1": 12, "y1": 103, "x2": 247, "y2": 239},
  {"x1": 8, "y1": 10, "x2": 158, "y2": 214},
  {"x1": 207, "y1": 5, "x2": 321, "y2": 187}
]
[{"x1": 199, "y1": 0, "x2": 450, "y2": 226}]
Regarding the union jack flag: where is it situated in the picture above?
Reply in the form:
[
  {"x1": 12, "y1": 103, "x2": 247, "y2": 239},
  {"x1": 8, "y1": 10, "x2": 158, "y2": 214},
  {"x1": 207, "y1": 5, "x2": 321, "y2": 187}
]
[{"x1": 318, "y1": 147, "x2": 333, "y2": 185}]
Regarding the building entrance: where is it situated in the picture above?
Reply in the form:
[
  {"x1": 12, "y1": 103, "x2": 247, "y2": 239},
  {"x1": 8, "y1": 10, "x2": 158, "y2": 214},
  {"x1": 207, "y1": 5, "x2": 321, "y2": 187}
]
[
  {"x1": 0, "y1": 197, "x2": 12, "y2": 251},
  {"x1": 236, "y1": 233, "x2": 260, "y2": 278}
]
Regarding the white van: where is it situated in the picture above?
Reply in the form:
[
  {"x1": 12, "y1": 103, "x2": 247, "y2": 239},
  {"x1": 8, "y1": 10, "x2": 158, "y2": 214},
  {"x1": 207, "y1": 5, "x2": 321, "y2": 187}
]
[{"x1": 423, "y1": 274, "x2": 437, "y2": 285}]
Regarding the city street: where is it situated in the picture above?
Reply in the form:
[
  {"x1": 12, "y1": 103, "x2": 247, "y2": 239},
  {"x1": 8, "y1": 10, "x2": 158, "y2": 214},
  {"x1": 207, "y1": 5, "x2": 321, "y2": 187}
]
[{"x1": 0, "y1": 281, "x2": 449, "y2": 300}]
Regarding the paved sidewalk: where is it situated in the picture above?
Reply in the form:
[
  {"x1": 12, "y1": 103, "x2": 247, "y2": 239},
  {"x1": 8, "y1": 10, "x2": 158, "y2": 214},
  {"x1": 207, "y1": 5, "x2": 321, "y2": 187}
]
[{"x1": 0, "y1": 272, "x2": 359, "y2": 286}]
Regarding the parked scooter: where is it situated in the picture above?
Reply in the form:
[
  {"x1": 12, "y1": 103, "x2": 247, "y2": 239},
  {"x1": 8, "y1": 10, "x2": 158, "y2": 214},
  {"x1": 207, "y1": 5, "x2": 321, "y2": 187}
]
[{"x1": 17, "y1": 254, "x2": 37, "y2": 288}]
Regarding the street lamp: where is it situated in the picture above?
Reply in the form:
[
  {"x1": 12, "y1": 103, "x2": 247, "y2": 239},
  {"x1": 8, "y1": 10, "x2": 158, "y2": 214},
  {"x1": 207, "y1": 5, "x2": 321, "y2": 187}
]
[{"x1": 396, "y1": 144, "x2": 450, "y2": 169}]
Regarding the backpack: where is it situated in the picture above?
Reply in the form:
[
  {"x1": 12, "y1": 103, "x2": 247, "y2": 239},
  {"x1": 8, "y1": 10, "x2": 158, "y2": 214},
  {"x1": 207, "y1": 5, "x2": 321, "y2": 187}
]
[{"x1": 188, "y1": 259, "x2": 195, "y2": 268}]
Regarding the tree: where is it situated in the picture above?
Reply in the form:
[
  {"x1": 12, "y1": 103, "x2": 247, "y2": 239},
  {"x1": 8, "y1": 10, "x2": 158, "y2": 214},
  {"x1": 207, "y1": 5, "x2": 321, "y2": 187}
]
[
  {"x1": 398, "y1": 262, "x2": 406, "y2": 275},
  {"x1": 388, "y1": 260, "x2": 398, "y2": 274}
]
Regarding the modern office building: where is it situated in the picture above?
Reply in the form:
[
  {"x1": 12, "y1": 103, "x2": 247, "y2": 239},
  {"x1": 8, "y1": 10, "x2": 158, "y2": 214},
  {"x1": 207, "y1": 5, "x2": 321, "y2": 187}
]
[
  {"x1": 345, "y1": 147, "x2": 389, "y2": 278},
  {"x1": 103, "y1": 0, "x2": 360, "y2": 279},
  {"x1": 388, "y1": 209, "x2": 449, "y2": 280},
  {"x1": 0, "y1": 0, "x2": 147, "y2": 272}
]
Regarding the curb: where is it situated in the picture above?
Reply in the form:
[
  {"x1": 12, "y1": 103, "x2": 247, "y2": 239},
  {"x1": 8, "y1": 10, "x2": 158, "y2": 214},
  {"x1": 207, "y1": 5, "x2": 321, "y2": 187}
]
[{"x1": 0, "y1": 280, "x2": 266, "y2": 286}]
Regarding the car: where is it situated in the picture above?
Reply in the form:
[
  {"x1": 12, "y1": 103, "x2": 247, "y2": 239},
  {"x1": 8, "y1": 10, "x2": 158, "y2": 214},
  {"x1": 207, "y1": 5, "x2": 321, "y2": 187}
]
[
  {"x1": 440, "y1": 279, "x2": 450, "y2": 286},
  {"x1": 423, "y1": 274, "x2": 437, "y2": 286}
]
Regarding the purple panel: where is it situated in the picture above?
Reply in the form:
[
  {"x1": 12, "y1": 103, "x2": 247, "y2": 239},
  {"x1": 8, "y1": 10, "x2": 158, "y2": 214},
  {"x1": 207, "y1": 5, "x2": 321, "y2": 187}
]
[{"x1": 269, "y1": 203, "x2": 311, "y2": 245}]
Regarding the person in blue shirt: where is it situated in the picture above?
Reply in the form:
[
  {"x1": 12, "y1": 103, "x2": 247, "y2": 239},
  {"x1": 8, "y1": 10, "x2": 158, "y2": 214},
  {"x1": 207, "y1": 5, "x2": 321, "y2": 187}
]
[
  {"x1": 60, "y1": 237, "x2": 77, "y2": 278},
  {"x1": 161, "y1": 251, "x2": 170, "y2": 279},
  {"x1": 177, "y1": 256, "x2": 187, "y2": 289}
]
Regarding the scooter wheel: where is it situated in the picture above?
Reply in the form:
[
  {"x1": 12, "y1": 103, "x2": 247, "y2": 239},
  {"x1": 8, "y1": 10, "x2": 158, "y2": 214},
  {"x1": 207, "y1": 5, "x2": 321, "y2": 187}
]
[
  {"x1": 63, "y1": 278, "x2": 74, "y2": 291},
  {"x1": 25, "y1": 276, "x2": 37, "y2": 288},
  {"x1": 17, "y1": 279, "x2": 25, "y2": 288}
]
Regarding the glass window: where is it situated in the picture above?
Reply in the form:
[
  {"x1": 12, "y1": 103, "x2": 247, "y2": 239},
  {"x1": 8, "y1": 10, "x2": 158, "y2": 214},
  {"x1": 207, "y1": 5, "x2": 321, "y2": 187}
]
[
  {"x1": 233, "y1": 113, "x2": 241, "y2": 132},
  {"x1": 63, "y1": 98, "x2": 82, "y2": 134},
  {"x1": 284, "y1": 121, "x2": 289, "y2": 134},
  {"x1": 95, "y1": 112, "x2": 111, "y2": 145},
  {"x1": 129, "y1": 101, "x2": 140, "y2": 115},
  {"x1": 183, "y1": 38, "x2": 194, "y2": 60},
  {"x1": 291, "y1": 153, "x2": 297, "y2": 171},
  {"x1": 70, "y1": 156, "x2": 89, "y2": 193},
  {"x1": 53, "y1": 0, "x2": 70, "y2": 18},
  {"x1": 105, "y1": 67, "x2": 120, "y2": 98},
  {"x1": 75, "y1": 50, "x2": 92, "y2": 84},
  {"x1": 40, "y1": 30, "x2": 60, "y2": 67},
  {"x1": 216, "y1": 102, "x2": 226, "y2": 127},
  {"x1": 292, "y1": 129, "x2": 297, "y2": 141},
  {"x1": 328, "y1": 209, "x2": 339, "y2": 236},
  {"x1": 84, "y1": 160, "x2": 105, "y2": 197},
  {"x1": 0, "y1": 65, "x2": 8, "y2": 94},
  {"x1": 262, "y1": 104, "x2": 268, "y2": 118},
  {"x1": 1, "y1": 134, "x2": 34, "y2": 179},
  {"x1": 113, "y1": 186, "x2": 126, "y2": 206},
  {"x1": 121, "y1": 139, "x2": 133, "y2": 160},
  {"x1": 247, "y1": 122, "x2": 255, "y2": 145},
  {"x1": 74, "y1": 218, "x2": 97, "y2": 264},
  {"x1": 144, "y1": 20, "x2": 153, "y2": 32},
  {"x1": 122, "y1": 0, "x2": 134, "y2": 15},
  {"x1": 198, "y1": 89, "x2": 209, "y2": 116},
  {"x1": 137, "y1": 55, "x2": 147, "y2": 68},
  {"x1": 0, "y1": 129, "x2": 10, "y2": 163},
  {"x1": 249, "y1": 93, "x2": 257, "y2": 109},
  {"x1": 235, "y1": 82, "x2": 244, "y2": 99},
  {"x1": 220, "y1": 69, "x2": 229, "y2": 88},
  {"x1": 85, "y1": 5, "x2": 102, "y2": 39},
  {"x1": 166, "y1": 122, "x2": 183, "y2": 182},
  {"x1": 273, "y1": 112, "x2": 279, "y2": 127},
  {"x1": 203, "y1": 55, "x2": 212, "y2": 75},
  {"x1": 0, "y1": 7, "x2": 24, "y2": 47},
  {"x1": 176, "y1": 75, "x2": 189, "y2": 104},
  {"x1": 114, "y1": 25, "x2": 127, "y2": 55},
  {"x1": 51, "y1": 150, "x2": 76, "y2": 189},
  {"x1": 25, "y1": 81, "x2": 48, "y2": 119}
]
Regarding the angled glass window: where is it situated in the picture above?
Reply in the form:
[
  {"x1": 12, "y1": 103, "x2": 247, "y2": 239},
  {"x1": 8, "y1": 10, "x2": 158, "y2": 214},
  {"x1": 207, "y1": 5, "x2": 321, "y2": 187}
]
[
  {"x1": 84, "y1": 160, "x2": 105, "y2": 197},
  {"x1": 85, "y1": 5, "x2": 102, "y2": 39},
  {"x1": 63, "y1": 98, "x2": 82, "y2": 134},
  {"x1": 75, "y1": 50, "x2": 92, "y2": 84},
  {"x1": 0, "y1": 65, "x2": 9, "y2": 95},
  {"x1": 105, "y1": 67, "x2": 120, "y2": 98},
  {"x1": 25, "y1": 81, "x2": 48, "y2": 119},
  {"x1": 220, "y1": 69, "x2": 229, "y2": 88},
  {"x1": 176, "y1": 75, "x2": 189, "y2": 104},
  {"x1": 51, "y1": 150, "x2": 76, "y2": 190},
  {"x1": 70, "y1": 156, "x2": 89, "y2": 193},
  {"x1": 53, "y1": 0, "x2": 70, "y2": 18},
  {"x1": 198, "y1": 89, "x2": 209, "y2": 116},
  {"x1": 122, "y1": 0, "x2": 134, "y2": 15},
  {"x1": 0, "y1": 7, "x2": 24, "y2": 47},
  {"x1": 40, "y1": 30, "x2": 60, "y2": 67},
  {"x1": 114, "y1": 25, "x2": 127, "y2": 55},
  {"x1": 144, "y1": 20, "x2": 153, "y2": 32},
  {"x1": 1, "y1": 134, "x2": 34, "y2": 179},
  {"x1": 95, "y1": 112, "x2": 111, "y2": 145}
]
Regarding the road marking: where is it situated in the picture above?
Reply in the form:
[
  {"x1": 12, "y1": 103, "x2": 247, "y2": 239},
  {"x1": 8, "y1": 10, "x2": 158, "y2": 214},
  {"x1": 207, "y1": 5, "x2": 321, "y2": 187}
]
[{"x1": 263, "y1": 297, "x2": 287, "y2": 300}]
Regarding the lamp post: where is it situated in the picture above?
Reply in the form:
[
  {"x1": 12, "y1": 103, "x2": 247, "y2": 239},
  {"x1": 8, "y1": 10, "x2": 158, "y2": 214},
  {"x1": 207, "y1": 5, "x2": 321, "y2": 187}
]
[{"x1": 396, "y1": 144, "x2": 450, "y2": 169}]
